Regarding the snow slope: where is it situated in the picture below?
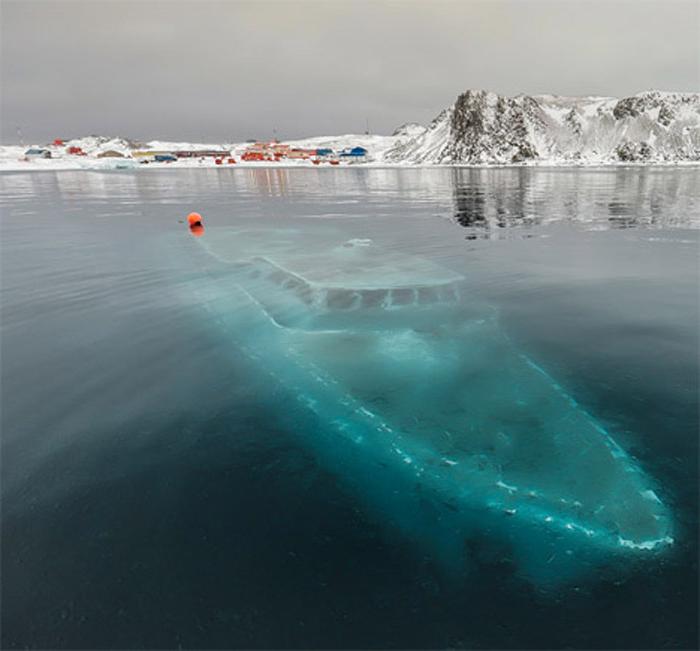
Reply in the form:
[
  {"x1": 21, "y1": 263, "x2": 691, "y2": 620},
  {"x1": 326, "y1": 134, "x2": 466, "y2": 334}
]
[{"x1": 385, "y1": 90, "x2": 700, "y2": 165}]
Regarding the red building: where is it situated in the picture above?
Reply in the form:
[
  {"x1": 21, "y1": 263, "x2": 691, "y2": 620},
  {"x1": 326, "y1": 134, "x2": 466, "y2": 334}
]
[{"x1": 241, "y1": 151, "x2": 266, "y2": 161}]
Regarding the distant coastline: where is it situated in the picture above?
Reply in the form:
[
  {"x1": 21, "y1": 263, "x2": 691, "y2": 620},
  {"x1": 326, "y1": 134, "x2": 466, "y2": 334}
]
[{"x1": 3, "y1": 89, "x2": 699, "y2": 172}]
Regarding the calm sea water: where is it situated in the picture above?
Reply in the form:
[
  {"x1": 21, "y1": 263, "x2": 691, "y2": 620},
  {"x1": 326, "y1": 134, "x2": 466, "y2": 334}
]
[{"x1": 1, "y1": 167, "x2": 698, "y2": 649}]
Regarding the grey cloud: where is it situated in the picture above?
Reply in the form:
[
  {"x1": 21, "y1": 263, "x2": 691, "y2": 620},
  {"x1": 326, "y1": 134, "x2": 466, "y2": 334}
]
[{"x1": 1, "y1": 0, "x2": 698, "y2": 144}]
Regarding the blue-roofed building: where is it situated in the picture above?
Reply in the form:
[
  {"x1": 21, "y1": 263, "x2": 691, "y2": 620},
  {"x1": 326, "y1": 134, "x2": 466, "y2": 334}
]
[
  {"x1": 24, "y1": 148, "x2": 52, "y2": 159},
  {"x1": 315, "y1": 148, "x2": 334, "y2": 156},
  {"x1": 339, "y1": 146, "x2": 368, "y2": 158}
]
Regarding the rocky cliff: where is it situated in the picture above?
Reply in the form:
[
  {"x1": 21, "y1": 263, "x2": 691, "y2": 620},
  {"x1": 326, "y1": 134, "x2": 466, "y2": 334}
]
[{"x1": 385, "y1": 90, "x2": 700, "y2": 164}]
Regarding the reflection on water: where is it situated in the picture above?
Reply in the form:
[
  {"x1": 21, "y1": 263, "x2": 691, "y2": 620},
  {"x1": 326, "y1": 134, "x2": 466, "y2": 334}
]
[
  {"x1": 248, "y1": 167, "x2": 290, "y2": 196},
  {"x1": 3, "y1": 167, "x2": 698, "y2": 236},
  {"x1": 448, "y1": 167, "x2": 699, "y2": 238}
]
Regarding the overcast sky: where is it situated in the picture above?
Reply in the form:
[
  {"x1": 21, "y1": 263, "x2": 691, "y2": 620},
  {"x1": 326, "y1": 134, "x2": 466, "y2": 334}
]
[{"x1": 1, "y1": 0, "x2": 698, "y2": 144}]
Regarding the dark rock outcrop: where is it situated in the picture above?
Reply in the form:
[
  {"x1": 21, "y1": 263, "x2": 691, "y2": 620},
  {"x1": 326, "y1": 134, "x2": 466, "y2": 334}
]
[{"x1": 385, "y1": 89, "x2": 700, "y2": 165}]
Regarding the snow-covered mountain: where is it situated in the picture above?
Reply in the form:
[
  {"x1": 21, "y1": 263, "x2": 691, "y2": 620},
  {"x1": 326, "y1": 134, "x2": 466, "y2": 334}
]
[
  {"x1": 3, "y1": 90, "x2": 699, "y2": 170},
  {"x1": 385, "y1": 90, "x2": 700, "y2": 165}
]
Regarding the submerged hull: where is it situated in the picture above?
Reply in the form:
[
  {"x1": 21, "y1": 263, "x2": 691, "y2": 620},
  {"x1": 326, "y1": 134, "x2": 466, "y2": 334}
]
[{"x1": 186, "y1": 227, "x2": 673, "y2": 582}]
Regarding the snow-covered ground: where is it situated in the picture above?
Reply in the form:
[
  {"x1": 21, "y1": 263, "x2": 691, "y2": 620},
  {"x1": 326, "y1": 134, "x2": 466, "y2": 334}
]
[
  {"x1": 2, "y1": 90, "x2": 699, "y2": 172},
  {"x1": 0, "y1": 133, "x2": 402, "y2": 172}
]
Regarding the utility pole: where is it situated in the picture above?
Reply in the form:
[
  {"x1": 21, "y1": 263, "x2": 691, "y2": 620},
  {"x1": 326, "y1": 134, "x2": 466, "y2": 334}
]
[{"x1": 365, "y1": 117, "x2": 369, "y2": 135}]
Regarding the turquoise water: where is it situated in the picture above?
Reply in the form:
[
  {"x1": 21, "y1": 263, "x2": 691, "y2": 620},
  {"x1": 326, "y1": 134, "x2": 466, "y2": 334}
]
[{"x1": 1, "y1": 167, "x2": 698, "y2": 648}]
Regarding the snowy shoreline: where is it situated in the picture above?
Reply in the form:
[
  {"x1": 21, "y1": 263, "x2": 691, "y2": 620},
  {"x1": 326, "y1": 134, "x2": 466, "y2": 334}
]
[{"x1": 2, "y1": 158, "x2": 699, "y2": 173}]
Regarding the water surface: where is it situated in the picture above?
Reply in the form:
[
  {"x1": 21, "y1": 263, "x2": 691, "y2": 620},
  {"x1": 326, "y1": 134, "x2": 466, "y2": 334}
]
[{"x1": 1, "y1": 167, "x2": 698, "y2": 649}]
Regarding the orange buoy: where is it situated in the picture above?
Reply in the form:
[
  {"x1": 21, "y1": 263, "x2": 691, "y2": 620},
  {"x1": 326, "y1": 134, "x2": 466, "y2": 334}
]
[
  {"x1": 187, "y1": 212, "x2": 203, "y2": 227},
  {"x1": 189, "y1": 223, "x2": 205, "y2": 238}
]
